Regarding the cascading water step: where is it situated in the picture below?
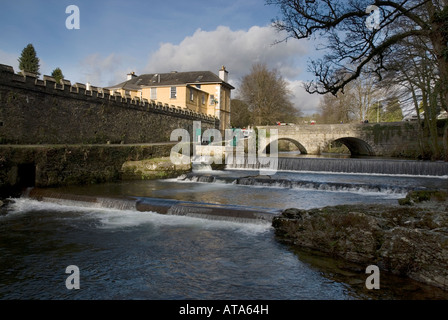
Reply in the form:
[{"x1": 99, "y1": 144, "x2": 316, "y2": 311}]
[
  {"x1": 177, "y1": 172, "x2": 427, "y2": 195},
  {"x1": 227, "y1": 156, "x2": 448, "y2": 176},
  {"x1": 136, "y1": 197, "x2": 279, "y2": 223},
  {"x1": 26, "y1": 188, "x2": 279, "y2": 223}
]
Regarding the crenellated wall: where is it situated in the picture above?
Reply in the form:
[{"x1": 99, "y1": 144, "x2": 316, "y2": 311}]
[{"x1": 0, "y1": 64, "x2": 219, "y2": 145}]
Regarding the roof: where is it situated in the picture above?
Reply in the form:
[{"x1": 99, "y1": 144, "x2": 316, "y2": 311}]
[{"x1": 107, "y1": 71, "x2": 235, "y2": 91}]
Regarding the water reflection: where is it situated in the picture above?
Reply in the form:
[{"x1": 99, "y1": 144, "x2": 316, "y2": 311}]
[
  {"x1": 3, "y1": 165, "x2": 448, "y2": 300},
  {"x1": 291, "y1": 248, "x2": 448, "y2": 300}
]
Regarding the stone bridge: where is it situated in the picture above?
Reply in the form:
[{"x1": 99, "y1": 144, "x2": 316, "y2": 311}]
[{"x1": 258, "y1": 122, "x2": 421, "y2": 157}]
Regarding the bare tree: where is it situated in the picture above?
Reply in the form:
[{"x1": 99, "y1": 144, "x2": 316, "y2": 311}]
[
  {"x1": 268, "y1": 0, "x2": 448, "y2": 111},
  {"x1": 268, "y1": 0, "x2": 448, "y2": 159},
  {"x1": 381, "y1": 29, "x2": 445, "y2": 158},
  {"x1": 318, "y1": 88, "x2": 354, "y2": 123},
  {"x1": 230, "y1": 99, "x2": 252, "y2": 128},
  {"x1": 239, "y1": 63, "x2": 301, "y2": 125},
  {"x1": 351, "y1": 68, "x2": 387, "y2": 122},
  {"x1": 318, "y1": 67, "x2": 393, "y2": 124}
]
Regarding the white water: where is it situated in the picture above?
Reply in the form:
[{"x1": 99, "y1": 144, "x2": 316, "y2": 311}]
[
  {"x1": 177, "y1": 168, "x2": 441, "y2": 199},
  {"x1": 3, "y1": 166, "x2": 448, "y2": 300},
  {"x1": 6, "y1": 197, "x2": 272, "y2": 234},
  {"x1": 227, "y1": 156, "x2": 448, "y2": 176}
]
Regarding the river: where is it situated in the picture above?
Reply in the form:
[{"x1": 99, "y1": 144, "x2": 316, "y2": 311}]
[{"x1": 1, "y1": 156, "x2": 448, "y2": 300}]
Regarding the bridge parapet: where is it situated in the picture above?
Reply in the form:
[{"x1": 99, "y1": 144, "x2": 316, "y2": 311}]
[{"x1": 258, "y1": 122, "x2": 420, "y2": 157}]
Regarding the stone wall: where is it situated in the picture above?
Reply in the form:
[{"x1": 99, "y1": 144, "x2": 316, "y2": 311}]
[
  {"x1": 0, "y1": 64, "x2": 219, "y2": 145},
  {"x1": 259, "y1": 122, "x2": 422, "y2": 157},
  {"x1": 0, "y1": 143, "x2": 175, "y2": 197}
]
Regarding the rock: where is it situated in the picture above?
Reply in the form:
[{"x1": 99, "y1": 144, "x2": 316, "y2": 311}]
[
  {"x1": 399, "y1": 190, "x2": 448, "y2": 206},
  {"x1": 272, "y1": 197, "x2": 448, "y2": 291},
  {"x1": 121, "y1": 156, "x2": 191, "y2": 180},
  {"x1": 282, "y1": 208, "x2": 306, "y2": 219}
]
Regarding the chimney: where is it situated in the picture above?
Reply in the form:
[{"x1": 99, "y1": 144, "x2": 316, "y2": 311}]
[
  {"x1": 127, "y1": 71, "x2": 137, "y2": 81},
  {"x1": 219, "y1": 66, "x2": 228, "y2": 82}
]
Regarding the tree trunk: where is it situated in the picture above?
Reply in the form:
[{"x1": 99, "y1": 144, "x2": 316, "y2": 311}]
[
  {"x1": 428, "y1": 2, "x2": 448, "y2": 113},
  {"x1": 443, "y1": 122, "x2": 448, "y2": 161}
]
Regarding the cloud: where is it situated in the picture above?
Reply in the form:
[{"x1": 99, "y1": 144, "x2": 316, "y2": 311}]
[
  {"x1": 287, "y1": 80, "x2": 322, "y2": 115},
  {"x1": 144, "y1": 25, "x2": 324, "y2": 114},
  {"x1": 78, "y1": 53, "x2": 137, "y2": 87},
  {"x1": 145, "y1": 25, "x2": 310, "y2": 86},
  {"x1": 0, "y1": 49, "x2": 19, "y2": 71}
]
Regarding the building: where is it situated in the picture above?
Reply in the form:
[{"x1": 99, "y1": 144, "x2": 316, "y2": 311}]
[{"x1": 107, "y1": 66, "x2": 234, "y2": 131}]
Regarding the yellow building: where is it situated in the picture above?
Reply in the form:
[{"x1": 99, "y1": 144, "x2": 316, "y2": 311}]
[{"x1": 107, "y1": 66, "x2": 234, "y2": 131}]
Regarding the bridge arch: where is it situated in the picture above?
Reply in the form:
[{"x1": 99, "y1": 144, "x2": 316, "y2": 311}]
[
  {"x1": 331, "y1": 137, "x2": 375, "y2": 156},
  {"x1": 264, "y1": 138, "x2": 308, "y2": 154}
]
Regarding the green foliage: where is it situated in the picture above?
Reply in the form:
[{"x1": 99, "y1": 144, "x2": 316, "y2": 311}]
[
  {"x1": 18, "y1": 44, "x2": 40, "y2": 75},
  {"x1": 367, "y1": 98, "x2": 403, "y2": 122},
  {"x1": 51, "y1": 67, "x2": 64, "y2": 83}
]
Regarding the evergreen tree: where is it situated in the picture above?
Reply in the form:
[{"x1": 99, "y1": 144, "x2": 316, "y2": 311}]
[
  {"x1": 18, "y1": 44, "x2": 40, "y2": 75},
  {"x1": 51, "y1": 67, "x2": 64, "y2": 83}
]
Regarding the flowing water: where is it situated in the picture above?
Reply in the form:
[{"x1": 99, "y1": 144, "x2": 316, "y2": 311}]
[{"x1": 1, "y1": 157, "x2": 448, "y2": 300}]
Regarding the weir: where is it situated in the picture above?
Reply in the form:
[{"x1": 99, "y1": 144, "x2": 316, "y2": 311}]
[
  {"x1": 226, "y1": 156, "x2": 448, "y2": 177},
  {"x1": 26, "y1": 188, "x2": 278, "y2": 223},
  {"x1": 178, "y1": 173, "x2": 418, "y2": 194}
]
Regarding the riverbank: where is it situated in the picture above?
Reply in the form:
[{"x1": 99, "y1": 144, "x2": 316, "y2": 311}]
[
  {"x1": 272, "y1": 190, "x2": 448, "y2": 291},
  {"x1": 0, "y1": 143, "x2": 176, "y2": 199}
]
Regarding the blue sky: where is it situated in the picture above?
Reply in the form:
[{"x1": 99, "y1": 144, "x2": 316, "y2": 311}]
[{"x1": 0, "y1": 0, "x2": 321, "y2": 114}]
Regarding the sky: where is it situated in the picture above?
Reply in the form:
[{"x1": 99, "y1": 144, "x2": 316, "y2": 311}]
[{"x1": 0, "y1": 0, "x2": 321, "y2": 115}]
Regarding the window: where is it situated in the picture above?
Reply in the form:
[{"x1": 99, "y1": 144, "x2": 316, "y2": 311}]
[
  {"x1": 190, "y1": 89, "x2": 194, "y2": 101},
  {"x1": 202, "y1": 94, "x2": 205, "y2": 105},
  {"x1": 210, "y1": 94, "x2": 215, "y2": 105},
  {"x1": 170, "y1": 87, "x2": 177, "y2": 99},
  {"x1": 150, "y1": 87, "x2": 157, "y2": 100}
]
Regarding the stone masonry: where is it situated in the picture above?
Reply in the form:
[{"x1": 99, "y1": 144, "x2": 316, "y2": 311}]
[{"x1": 0, "y1": 64, "x2": 218, "y2": 145}]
